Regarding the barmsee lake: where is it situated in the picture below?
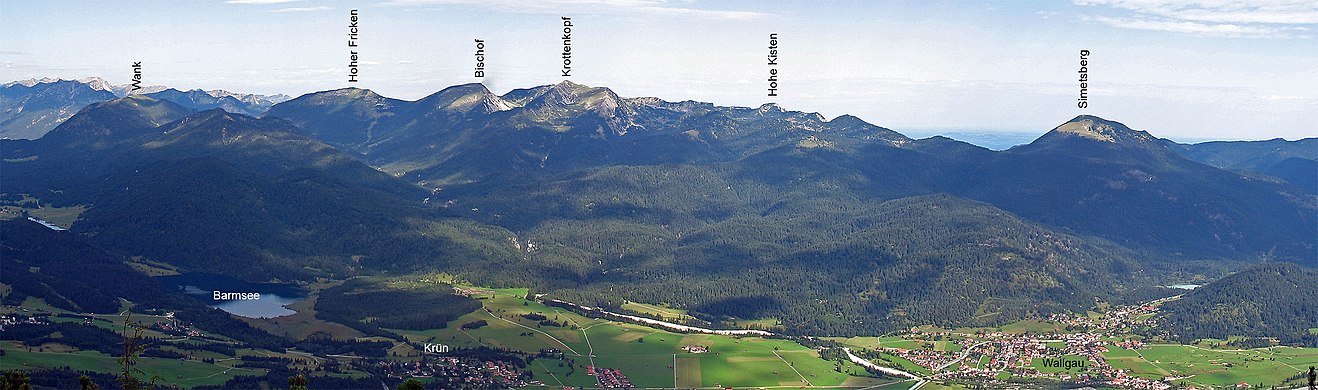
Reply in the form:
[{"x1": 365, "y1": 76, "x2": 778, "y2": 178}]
[{"x1": 160, "y1": 273, "x2": 306, "y2": 318}]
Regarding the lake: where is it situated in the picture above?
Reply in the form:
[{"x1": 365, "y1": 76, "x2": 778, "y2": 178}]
[
  {"x1": 1165, "y1": 284, "x2": 1201, "y2": 290},
  {"x1": 159, "y1": 273, "x2": 307, "y2": 318}
]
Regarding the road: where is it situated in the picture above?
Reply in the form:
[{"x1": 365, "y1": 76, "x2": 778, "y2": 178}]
[
  {"x1": 934, "y1": 340, "x2": 993, "y2": 371},
  {"x1": 482, "y1": 307, "x2": 582, "y2": 355},
  {"x1": 774, "y1": 350, "x2": 813, "y2": 386}
]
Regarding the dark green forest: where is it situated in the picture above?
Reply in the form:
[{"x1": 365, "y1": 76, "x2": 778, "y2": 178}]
[
  {"x1": 2, "y1": 85, "x2": 1313, "y2": 338},
  {"x1": 314, "y1": 277, "x2": 482, "y2": 336},
  {"x1": 1157, "y1": 262, "x2": 1318, "y2": 346}
]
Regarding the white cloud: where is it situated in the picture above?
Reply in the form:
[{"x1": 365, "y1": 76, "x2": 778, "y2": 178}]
[
  {"x1": 226, "y1": 0, "x2": 301, "y2": 4},
  {"x1": 1259, "y1": 94, "x2": 1309, "y2": 101},
  {"x1": 378, "y1": 0, "x2": 767, "y2": 20},
  {"x1": 1076, "y1": 0, "x2": 1317, "y2": 38},
  {"x1": 270, "y1": 6, "x2": 330, "y2": 12},
  {"x1": 1092, "y1": 15, "x2": 1310, "y2": 38},
  {"x1": 1075, "y1": 0, "x2": 1318, "y2": 24}
]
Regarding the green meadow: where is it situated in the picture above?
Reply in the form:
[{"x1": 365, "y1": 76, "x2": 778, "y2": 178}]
[
  {"x1": 389, "y1": 287, "x2": 894, "y2": 388},
  {"x1": 1103, "y1": 344, "x2": 1318, "y2": 388},
  {"x1": 0, "y1": 344, "x2": 260, "y2": 389}
]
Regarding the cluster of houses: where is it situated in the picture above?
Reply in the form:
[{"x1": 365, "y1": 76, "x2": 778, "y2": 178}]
[
  {"x1": 883, "y1": 343, "x2": 957, "y2": 370},
  {"x1": 0, "y1": 313, "x2": 49, "y2": 329},
  {"x1": 1048, "y1": 300, "x2": 1165, "y2": 335},
  {"x1": 875, "y1": 300, "x2": 1184, "y2": 390},
  {"x1": 1113, "y1": 339, "x2": 1146, "y2": 350},
  {"x1": 1107, "y1": 372, "x2": 1173, "y2": 390},
  {"x1": 151, "y1": 319, "x2": 204, "y2": 338},
  {"x1": 587, "y1": 366, "x2": 632, "y2": 388},
  {"x1": 377, "y1": 357, "x2": 536, "y2": 388},
  {"x1": 985, "y1": 337, "x2": 1051, "y2": 371},
  {"x1": 909, "y1": 332, "x2": 1169, "y2": 390}
]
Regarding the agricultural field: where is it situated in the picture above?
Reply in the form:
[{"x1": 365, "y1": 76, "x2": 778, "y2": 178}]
[
  {"x1": 0, "y1": 297, "x2": 308, "y2": 389},
  {"x1": 388, "y1": 286, "x2": 894, "y2": 388},
  {"x1": 0, "y1": 194, "x2": 86, "y2": 229},
  {"x1": 10, "y1": 273, "x2": 1314, "y2": 390},
  {"x1": 0, "y1": 344, "x2": 259, "y2": 388},
  {"x1": 1104, "y1": 345, "x2": 1318, "y2": 388},
  {"x1": 829, "y1": 312, "x2": 1318, "y2": 390}
]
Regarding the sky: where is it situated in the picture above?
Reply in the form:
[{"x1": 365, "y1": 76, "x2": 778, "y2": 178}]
[{"x1": 2, "y1": 0, "x2": 1316, "y2": 141}]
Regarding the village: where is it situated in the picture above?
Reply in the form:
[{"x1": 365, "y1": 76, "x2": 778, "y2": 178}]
[
  {"x1": 869, "y1": 298, "x2": 1178, "y2": 390},
  {"x1": 375, "y1": 355, "x2": 539, "y2": 388}
]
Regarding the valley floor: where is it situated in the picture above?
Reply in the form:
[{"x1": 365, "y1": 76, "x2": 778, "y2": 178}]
[{"x1": 3, "y1": 279, "x2": 1315, "y2": 389}]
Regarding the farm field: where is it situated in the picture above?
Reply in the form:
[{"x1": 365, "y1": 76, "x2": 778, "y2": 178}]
[
  {"x1": 1104, "y1": 345, "x2": 1318, "y2": 388},
  {"x1": 388, "y1": 286, "x2": 894, "y2": 388},
  {"x1": 10, "y1": 275, "x2": 1314, "y2": 390},
  {"x1": 0, "y1": 344, "x2": 259, "y2": 389}
]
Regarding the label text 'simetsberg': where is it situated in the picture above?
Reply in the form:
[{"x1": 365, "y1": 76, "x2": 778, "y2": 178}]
[{"x1": 1078, "y1": 49, "x2": 1089, "y2": 109}]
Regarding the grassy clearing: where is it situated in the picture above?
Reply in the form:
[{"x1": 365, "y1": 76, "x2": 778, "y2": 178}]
[
  {"x1": 0, "y1": 201, "x2": 87, "y2": 229},
  {"x1": 26, "y1": 205, "x2": 87, "y2": 229},
  {"x1": 620, "y1": 301, "x2": 694, "y2": 322},
  {"x1": 1000, "y1": 319, "x2": 1063, "y2": 334},
  {"x1": 7, "y1": 297, "x2": 71, "y2": 315},
  {"x1": 933, "y1": 340, "x2": 962, "y2": 352},
  {"x1": 727, "y1": 317, "x2": 783, "y2": 329},
  {"x1": 125, "y1": 257, "x2": 181, "y2": 276}
]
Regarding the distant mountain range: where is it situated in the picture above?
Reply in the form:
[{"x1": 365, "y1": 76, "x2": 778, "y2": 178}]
[
  {"x1": 1, "y1": 79, "x2": 117, "y2": 140},
  {"x1": 1, "y1": 77, "x2": 290, "y2": 139},
  {"x1": 1168, "y1": 138, "x2": 1318, "y2": 191},
  {"x1": 900, "y1": 130, "x2": 1041, "y2": 151},
  {"x1": 2, "y1": 78, "x2": 1313, "y2": 335},
  {"x1": 265, "y1": 82, "x2": 1315, "y2": 261}
]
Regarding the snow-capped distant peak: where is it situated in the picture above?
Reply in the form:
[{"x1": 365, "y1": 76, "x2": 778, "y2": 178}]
[
  {"x1": 205, "y1": 89, "x2": 294, "y2": 105},
  {"x1": 5, "y1": 77, "x2": 60, "y2": 87},
  {"x1": 205, "y1": 89, "x2": 242, "y2": 98},
  {"x1": 78, "y1": 77, "x2": 116, "y2": 92}
]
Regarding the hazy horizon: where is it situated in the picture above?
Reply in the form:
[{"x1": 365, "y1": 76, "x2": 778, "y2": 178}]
[{"x1": 3, "y1": 0, "x2": 1315, "y2": 140}]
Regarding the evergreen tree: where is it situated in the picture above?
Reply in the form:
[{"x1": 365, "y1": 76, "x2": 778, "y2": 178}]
[
  {"x1": 397, "y1": 378, "x2": 425, "y2": 390},
  {"x1": 79, "y1": 375, "x2": 101, "y2": 390},
  {"x1": 288, "y1": 374, "x2": 309, "y2": 390},
  {"x1": 1, "y1": 370, "x2": 31, "y2": 390}
]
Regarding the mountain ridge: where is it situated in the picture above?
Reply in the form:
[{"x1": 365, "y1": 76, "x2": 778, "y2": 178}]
[
  {"x1": 2, "y1": 95, "x2": 518, "y2": 280},
  {"x1": 1157, "y1": 262, "x2": 1318, "y2": 346},
  {"x1": 1, "y1": 77, "x2": 290, "y2": 139},
  {"x1": 262, "y1": 82, "x2": 1314, "y2": 265},
  {"x1": 3, "y1": 81, "x2": 1314, "y2": 337}
]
